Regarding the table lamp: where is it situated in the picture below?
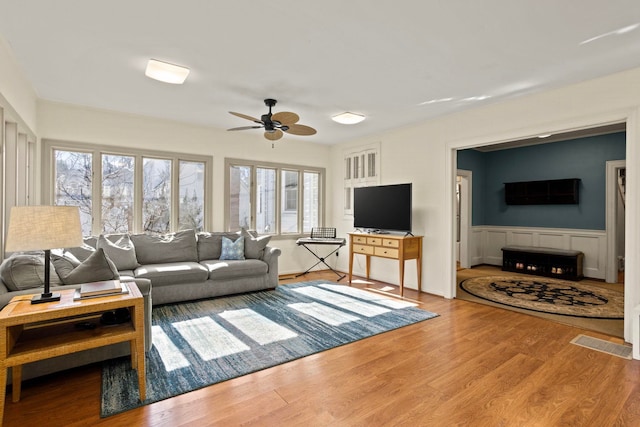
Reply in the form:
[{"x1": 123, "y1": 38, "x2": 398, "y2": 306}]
[{"x1": 4, "y1": 205, "x2": 83, "y2": 304}]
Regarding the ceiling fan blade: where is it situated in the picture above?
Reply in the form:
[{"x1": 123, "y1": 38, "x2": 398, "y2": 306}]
[
  {"x1": 264, "y1": 130, "x2": 283, "y2": 141},
  {"x1": 284, "y1": 124, "x2": 317, "y2": 136},
  {"x1": 271, "y1": 111, "x2": 299, "y2": 126},
  {"x1": 229, "y1": 111, "x2": 262, "y2": 123},
  {"x1": 227, "y1": 125, "x2": 263, "y2": 131}
]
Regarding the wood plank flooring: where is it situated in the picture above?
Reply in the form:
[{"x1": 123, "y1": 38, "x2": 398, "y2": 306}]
[{"x1": 3, "y1": 271, "x2": 640, "y2": 426}]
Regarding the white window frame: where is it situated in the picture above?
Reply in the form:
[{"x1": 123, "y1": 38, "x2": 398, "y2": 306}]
[
  {"x1": 225, "y1": 158, "x2": 325, "y2": 237},
  {"x1": 344, "y1": 142, "x2": 380, "y2": 217},
  {"x1": 42, "y1": 139, "x2": 213, "y2": 235}
]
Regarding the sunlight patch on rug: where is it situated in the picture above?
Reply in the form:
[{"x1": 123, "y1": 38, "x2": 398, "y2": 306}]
[
  {"x1": 291, "y1": 286, "x2": 391, "y2": 317},
  {"x1": 288, "y1": 302, "x2": 360, "y2": 326},
  {"x1": 319, "y1": 283, "x2": 417, "y2": 309},
  {"x1": 219, "y1": 308, "x2": 298, "y2": 345},
  {"x1": 151, "y1": 325, "x2": 190, "y2": 372},
  {"x1": 173, "y1": 316, "x2": 250, "y2": 360}
]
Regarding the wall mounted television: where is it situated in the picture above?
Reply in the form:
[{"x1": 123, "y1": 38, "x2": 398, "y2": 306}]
[{"x1": 353, "y1": 183, "x2": 412, "y2": 233}]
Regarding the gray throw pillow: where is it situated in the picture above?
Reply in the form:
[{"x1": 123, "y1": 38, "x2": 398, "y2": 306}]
[
  {"x1": 65, "y1": 236, "x2": 98, "y2": 262},
  {"x1": 196, "y1": 232, "x2": 240, "y2": 260},
  {"x1": 241, "y1": 228, "x2": 272, "y2": 259},
  {"x1": 53, "y1": 247, "x2": 119, "y2": 285},
  {"x1": 130, "y1": 229, "x2": 198, "y2": 264},
  {"x1": 96, "y1": 234, "x2": 140, "y2": 270},
  {"x1": 0, "y1": 253, "x2": 63, "y2": 291}
]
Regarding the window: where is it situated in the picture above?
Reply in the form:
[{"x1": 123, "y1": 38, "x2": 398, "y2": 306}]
[
  {"x1": 102, "y1": 154, "x2": 134, "y2": 233},
  {"x1": 303, "y1": 171, "x2": 320, "y2": 233},
  {"x1": 55, "y1": 150, "x2": 93, "y2": 235},
  {"x1": 344, "y1": 143, "x2": 380, "y2": 216},
  {"x1": 44, "y1": 139, "x2": 212, "y2": 235},
  {"x1": 226, "y1": 158, "x2": 324, "y2": 236},
  {"x1": 142, "y1": 158, "x2": 171, "y2": 233},
  {"x1": 179, "y1": 160, "x2": 205, "y2": 231}
]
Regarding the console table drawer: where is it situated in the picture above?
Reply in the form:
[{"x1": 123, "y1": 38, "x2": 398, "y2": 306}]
[
  {"x1": 374, "y1": 247, "x2": 399, "y2": 259},
  {"x1": 354, "y1": 245, "x2": 374, "y2": 255},
  {"x1": 382, "y1": 239, "x2": 399, "y2": 248},
  {"x1": 353, "y1": 236, "x2": 367, "y2": 244},
  {"x1": 367, "y1": 237, "x2": 382, "y2": 246}
]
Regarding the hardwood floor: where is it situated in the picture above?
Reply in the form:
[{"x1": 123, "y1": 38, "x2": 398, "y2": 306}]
[{"x1": 3, "y1": 271, "x2": 640, "y2": 426}]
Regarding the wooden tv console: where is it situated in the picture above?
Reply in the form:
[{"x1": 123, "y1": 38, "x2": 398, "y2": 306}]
[{"x1": 348, "y1": 233, "x2": 422, "y2": 296}]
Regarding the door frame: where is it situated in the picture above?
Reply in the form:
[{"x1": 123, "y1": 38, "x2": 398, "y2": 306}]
[
  {"x1": 606, "y1": 160, "x2": 626, "y2": 283},
  {"x1": 457, "y1": 169, "x2": 472, "y2": 270}
]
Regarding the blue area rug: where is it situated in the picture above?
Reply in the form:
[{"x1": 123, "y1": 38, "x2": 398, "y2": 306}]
[{"x1": 101, "y1": 281, "x2": 438, "y2": 417}]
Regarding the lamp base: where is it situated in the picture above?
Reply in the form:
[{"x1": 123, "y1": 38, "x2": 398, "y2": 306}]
[{"x1": 31, "y1": 292, "x2": 61, "y2": 304}]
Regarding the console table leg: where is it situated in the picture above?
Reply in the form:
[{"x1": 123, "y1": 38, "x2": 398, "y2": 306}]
[
  {"x1": 0, "y1": 364, "x2": 6, "y2": 423},
  {"x1": 11, "y1": 365, "x2": 22, "y2": 402},
  {"x1": 399, "y1": 260, "x2": 405, "y2": 297},
  {"x1": 365, "y1": 256, "x2": 371, "y2": 279}
]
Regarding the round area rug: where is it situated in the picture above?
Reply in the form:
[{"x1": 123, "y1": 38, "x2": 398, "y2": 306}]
[{"x1": 459, "y1": 276, "x2": 623, "y2": 319}]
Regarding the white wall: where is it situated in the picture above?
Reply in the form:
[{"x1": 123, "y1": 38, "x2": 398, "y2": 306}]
[
  {"x1": 331, "y1": 66, "x2": 640, "y2": 349},
  {"x1": 36, "y1": 101, "x2": 334, "y2": 276},
  {"x1": 0, "y1": 37, "x2": 37, "y2": 133}
]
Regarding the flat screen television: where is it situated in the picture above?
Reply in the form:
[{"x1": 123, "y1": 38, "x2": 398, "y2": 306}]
[{"x1": 353, "y1": 183, "x2": 412, "y2": 233}]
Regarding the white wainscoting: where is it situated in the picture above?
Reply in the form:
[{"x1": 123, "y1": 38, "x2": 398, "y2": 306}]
[{"x1": 470, "y1": 226, "x2": 607, "y2": 279}]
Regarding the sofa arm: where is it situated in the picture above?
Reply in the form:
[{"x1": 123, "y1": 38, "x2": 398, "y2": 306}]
[
  {"x1": 122, "y1": 278, "x2": 153, "y2": 351},
  {"x1": 262, "y1": 246, "x2": 281, "y2": 288}
]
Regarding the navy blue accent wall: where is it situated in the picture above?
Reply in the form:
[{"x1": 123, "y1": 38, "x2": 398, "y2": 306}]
[{"x1": 457, "y1": 132, "x2": 625, "y2": 230}]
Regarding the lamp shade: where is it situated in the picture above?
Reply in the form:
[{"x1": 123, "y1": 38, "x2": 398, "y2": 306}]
[{"x1": 5, "y1": 205, "x2": 83, "y2": 252}]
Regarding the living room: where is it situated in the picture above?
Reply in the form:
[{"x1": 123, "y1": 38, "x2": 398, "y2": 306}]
[{"x1": 2, "y1": 2, "x2": 640, "y2": 425}]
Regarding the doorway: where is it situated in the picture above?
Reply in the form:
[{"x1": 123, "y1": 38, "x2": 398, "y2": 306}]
[
  {"x1": 606, "y1": 160, "x2": 626, "y2": 283},
  {"x1": 456, "y1": 170, "x2": 471, "y2": 270}
]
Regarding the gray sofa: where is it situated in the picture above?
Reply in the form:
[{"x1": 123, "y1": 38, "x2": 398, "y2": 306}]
[{"x1": 0, "y1": 228, "x2": 280, "y2": 382}]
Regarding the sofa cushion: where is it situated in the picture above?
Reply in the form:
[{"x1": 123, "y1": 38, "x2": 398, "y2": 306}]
[
  {"x1": 65, "y1": 242, "x2": 96, "y2": 262},
  {"x1": 196, "y1": 232, "x2": 239, "y2": 260},
  {"x1": 241, "y1": 229, "x2": 272, "y2": 259},
  {"x1": 220, "y1": 236, "x2": 245, "y2": 260},
  {"x1": 134, "y1": 261, "x2": 208, "y2": 286},
  {"x1": 0, "y1": 253, "x2": 63, "y2": 291},
  {"x1": 52, "y1": 248, "x2": 120, "y2": 285},
  {"x1": 200, "y1": 259, "x2": 268, "y2": 280},
  {"x1": 130, "y1": 229, "x2": 198, "y2": 264},
  {"x1": 96, "y1": 234, "x2": 140, "y2": 270}
]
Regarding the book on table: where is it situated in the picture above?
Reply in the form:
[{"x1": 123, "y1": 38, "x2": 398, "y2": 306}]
[{"x1": 75, "y1": 279, "x2": 128, "y2": 299}]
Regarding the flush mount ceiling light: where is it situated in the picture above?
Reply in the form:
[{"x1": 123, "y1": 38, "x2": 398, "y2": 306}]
[
  {"x1": 332, "y1": 112, "x2": 366, "y2": 125},
  {"x1": 145, "y1": 59, "x2": 190, "y2": 84}
]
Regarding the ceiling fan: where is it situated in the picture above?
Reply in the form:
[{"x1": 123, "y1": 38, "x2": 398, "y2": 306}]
[{"x1": 228, "y1": 98, "x2": 317, "y2": 143}]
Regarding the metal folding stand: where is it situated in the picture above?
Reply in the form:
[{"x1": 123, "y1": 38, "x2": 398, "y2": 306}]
[{"x1": 295, "y1": 227, "x2": 346, "y2": 281}]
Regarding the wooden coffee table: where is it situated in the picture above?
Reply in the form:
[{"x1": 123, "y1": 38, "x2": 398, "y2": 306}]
[{"x1": 0, "y1": 282, "x2": 146, "y2": 422}]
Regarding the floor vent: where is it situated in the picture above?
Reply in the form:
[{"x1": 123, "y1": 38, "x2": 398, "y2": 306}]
[{"x1": 571, "y1": 334, "x2": 632, "y2": 359}]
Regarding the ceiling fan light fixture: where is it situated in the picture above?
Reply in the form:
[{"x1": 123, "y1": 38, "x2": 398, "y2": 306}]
[
  {"x1": 145, "y1": 59, "x2": 190, "y2": 84},
  {"x1": 332, "y1": 112, "x2": 366, "y2": 125}
]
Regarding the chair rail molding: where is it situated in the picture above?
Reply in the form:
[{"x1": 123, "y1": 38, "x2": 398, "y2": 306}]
[{"x1": 470, "y1": 225, "x2": 606, "y2": 280}]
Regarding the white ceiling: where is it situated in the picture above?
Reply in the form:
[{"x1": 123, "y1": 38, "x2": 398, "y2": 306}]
[{"x1": 1, "y1": 1, "x2": 640, "y2": 145}]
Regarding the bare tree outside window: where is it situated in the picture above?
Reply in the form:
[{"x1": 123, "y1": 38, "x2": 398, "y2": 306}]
[
  {"x1": 143, "y1": 158, "x2": 171, "y2": 233},
  {"x1": 229, "y1": 165, "x2": 251, "y2": 230},
  {"x1": 256, "y1": 167, "x2": 276, "y2": 233},
  {"x1": 179, "y1": 160, "x2": 205, "y2": 231},
  {"x1": 102, "y1": 154, "x2": 134, "y2": 233},
  {"x1": 54, "y1": 150, "x2": 93, "y2": 235}
]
